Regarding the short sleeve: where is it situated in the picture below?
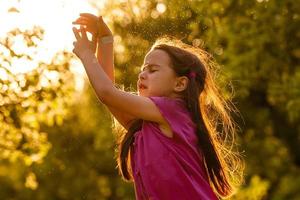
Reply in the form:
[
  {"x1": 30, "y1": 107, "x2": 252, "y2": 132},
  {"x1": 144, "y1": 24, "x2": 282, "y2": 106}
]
[{"x1": 148, "y1": 96, "x2": 187, "y2": 140}]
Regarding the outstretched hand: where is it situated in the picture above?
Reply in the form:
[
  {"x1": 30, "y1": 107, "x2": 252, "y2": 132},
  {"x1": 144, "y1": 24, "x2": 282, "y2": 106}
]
[
  {"x1": 72, "y1": 26, "x2": 96, "y2": 61},
  {"x1": 72, "y1": 13, "x2": 112, "y2": 38}
]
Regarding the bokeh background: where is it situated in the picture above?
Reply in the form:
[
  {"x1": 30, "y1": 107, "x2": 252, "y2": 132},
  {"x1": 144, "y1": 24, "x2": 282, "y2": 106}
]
[{"x1": 0, "y1": 0, "x2": 299, "y2": 199}]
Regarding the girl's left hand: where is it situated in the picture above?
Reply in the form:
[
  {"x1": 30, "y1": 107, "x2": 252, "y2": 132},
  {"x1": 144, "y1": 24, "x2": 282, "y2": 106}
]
[{"x1": 72, "y1": 26, "x2": 96, "y2": 61}]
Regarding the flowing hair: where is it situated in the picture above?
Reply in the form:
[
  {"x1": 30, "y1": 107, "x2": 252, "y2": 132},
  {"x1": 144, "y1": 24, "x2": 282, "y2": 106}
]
[{"x1": 114, "y1": 36, "x2": 245, "y2": 199}]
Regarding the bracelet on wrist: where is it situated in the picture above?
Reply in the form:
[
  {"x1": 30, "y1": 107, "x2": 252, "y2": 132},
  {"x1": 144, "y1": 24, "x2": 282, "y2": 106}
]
[{"x1": 98, "y1": 35, "x2": 114, "y2": 44}]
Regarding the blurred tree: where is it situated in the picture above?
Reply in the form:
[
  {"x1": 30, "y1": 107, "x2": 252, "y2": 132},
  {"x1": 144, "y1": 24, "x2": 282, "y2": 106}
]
[
  {"x1": 0, "y1": 22, "x2": 133, "y2": 200},
  {"x1": 0, "y1": 82, "x2": 135, "y2": 200},
  {"x1": 99, "y1": 0, "x2": 300, "y2": 199},
  {"x1": 0, "y1": 26, "x2": 76, "y2": 192},
  {"x1": 1, "y1": 0, "x2": 299, "y2": 199}
]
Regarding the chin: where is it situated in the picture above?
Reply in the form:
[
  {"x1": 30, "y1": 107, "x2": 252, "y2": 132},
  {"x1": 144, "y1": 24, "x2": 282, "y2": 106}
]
[
  {"x1": 138, "y1": 91, "x2": 144, "y2": 96},
  {"x1": 138, "y1": 88, "x2": 155, "y2": 97},
  {"x1": 138, "y1": 91, "x2": 148, "y2": 97}
]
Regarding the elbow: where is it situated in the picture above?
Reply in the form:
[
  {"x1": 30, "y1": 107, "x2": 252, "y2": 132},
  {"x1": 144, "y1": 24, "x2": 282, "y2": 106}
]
[{"x1": 96, "y1": 85, "x2": 114, "y2": 105}]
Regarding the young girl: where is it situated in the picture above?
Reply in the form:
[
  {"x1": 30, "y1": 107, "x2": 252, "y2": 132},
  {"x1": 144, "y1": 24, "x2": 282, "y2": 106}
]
[{"x1": 72, "y1": 13, "x2": 244, "y2": 200}]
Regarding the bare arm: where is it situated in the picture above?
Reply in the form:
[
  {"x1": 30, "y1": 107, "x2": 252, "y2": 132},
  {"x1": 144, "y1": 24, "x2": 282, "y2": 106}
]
[
  {"x1": 73, "y1": 14, "x2": 137, "y2": 130},
  {"x1": 96, "y1": 38, "x2": 136, "y2": 130},
  {"x1": 74, "y1": 47, "x2": 165, "y2": 128},
  {"x1": 73, "y1": 19, "x2": 165, "y2": 131}
]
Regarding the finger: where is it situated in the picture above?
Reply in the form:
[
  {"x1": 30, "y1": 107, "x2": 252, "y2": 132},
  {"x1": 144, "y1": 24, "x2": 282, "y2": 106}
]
[
  {"x1": 80, "y1": 13, "x2": 98, "y2": 20},
  {"x1": 73, "y1": 23, "x2": 95, "y2": 35},
  {"x1": 72, "y1": 48, "x2": 77, "y2": 55},
  {"x1": 74, "y1": 16, "x2": 92, "y2": 22},
  {"x1": 80, "y1": 26, "x2": 88, "y2": 40},
  {"x1": 72, "y1": 19, "x2": 89, "y2": 25},
  {"x1": 92, "y1": 34, "x2": 97, "y2": 52},
  {"x1": 72, "y1": 27, "x2": 81, "y2": 40},
  {"x1": 92, "y1": 34, "x2": 97, "y2": 43}
]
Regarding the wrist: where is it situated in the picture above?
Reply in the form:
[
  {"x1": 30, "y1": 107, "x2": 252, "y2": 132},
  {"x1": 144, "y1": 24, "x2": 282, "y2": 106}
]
[
  {"x1": 81, "y1": 50, "x2": 98, "y2": 64},
  {"x1": 98, "y1": 35, "x2": 114, "y2": 45}
]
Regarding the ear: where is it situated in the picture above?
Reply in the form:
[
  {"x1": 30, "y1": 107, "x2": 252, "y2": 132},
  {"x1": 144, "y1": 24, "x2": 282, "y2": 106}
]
[{"x1": 174, "y1": 76, "x2": 189, "y2": 93}]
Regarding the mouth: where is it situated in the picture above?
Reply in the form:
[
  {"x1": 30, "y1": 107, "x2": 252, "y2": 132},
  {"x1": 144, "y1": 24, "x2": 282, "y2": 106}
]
[{"x1": 138, "y1": 83, "x2": 147, "y2": 90}]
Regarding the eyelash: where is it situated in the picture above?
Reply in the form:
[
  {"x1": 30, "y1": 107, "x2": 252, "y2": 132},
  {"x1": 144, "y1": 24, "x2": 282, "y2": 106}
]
[{"x1": 141, "y1": 68, "x2": 157, "y2": 73}]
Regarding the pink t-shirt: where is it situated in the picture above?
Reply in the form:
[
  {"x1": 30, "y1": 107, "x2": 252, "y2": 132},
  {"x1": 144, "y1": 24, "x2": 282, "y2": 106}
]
[{"x1": 130, "y1": 96, "x2": 219, "y2": 200}]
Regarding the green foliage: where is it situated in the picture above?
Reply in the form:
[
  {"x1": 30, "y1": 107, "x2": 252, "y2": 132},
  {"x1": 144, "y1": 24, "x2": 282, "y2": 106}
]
[
  {"x1": 102, "y1": 0, "x2": 300, "y2": 199},
  {"x1": 0, "y1": 84, "x2": 134, "y2": 199},
  {"x1": 0, "y1": 27, "x2": 76, "y2": 191},
  {"x1": 1, "y1": 0, "x2": 299, "y2": 199},
  {"x1": 230, "y1": 175, "x2": 270, "y2": 200}
]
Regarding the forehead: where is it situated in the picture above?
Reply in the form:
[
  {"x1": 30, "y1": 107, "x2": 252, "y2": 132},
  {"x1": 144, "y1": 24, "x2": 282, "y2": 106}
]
[{"x1": 143, "y1": 49, "x2": 171, "y2": 66}]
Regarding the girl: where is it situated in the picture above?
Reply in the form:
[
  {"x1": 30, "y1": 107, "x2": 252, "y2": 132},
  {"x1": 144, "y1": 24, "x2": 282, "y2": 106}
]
[{"x1": 72, "y1": 14, "x2": 244, "y2": 200}]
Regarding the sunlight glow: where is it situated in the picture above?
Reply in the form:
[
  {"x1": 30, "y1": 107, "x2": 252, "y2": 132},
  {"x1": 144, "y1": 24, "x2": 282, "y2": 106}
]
[
  {"x1": 156, "y1": 3, "x2": 166, "y2": 14},
  {"x1": 0, "y1": 0, "x2": 104, "y2": 91}
]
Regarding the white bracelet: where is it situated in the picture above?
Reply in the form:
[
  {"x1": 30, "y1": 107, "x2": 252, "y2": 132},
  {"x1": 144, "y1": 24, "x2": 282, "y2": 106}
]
[{"x1": 99, "y1": 35, "x2": 114, "y2": 44}]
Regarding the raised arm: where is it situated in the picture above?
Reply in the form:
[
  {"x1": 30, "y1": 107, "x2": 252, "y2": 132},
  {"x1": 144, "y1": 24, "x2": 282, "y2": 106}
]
[
  {"x1": 72, "y1": 14, "x2": 136, "y2": 130},
  {"x1": 72, "y1": 26, "x2": 166, "y2": 130},
  {"x1": 95, "y1": 18, "x2": 138, "y2": 130},
  {"x1": 94, "y1": 16, "x2": 114, "y2": 82}
]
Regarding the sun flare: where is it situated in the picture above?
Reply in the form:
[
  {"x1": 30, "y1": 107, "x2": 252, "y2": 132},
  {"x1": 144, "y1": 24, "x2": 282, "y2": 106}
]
[{"x1": 0, "y1": 0, "x2": 104, "y2": 91}]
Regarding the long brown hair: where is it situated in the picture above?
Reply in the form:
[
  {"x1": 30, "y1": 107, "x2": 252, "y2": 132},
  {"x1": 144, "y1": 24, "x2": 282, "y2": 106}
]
[{"x1": 115, "y1": 36, "x2": 245, "y2": 199}]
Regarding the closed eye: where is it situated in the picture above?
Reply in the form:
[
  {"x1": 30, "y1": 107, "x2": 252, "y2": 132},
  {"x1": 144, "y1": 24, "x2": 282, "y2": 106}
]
[{"x1": 141, "y1": 66, "x2": 158, "y2": 73}]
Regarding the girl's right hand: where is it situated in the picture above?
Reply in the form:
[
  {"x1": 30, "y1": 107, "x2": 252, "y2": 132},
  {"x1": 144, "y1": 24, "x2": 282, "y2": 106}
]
[{"x1": 72, "y1": 13, "x2": 113, "y2": 38}]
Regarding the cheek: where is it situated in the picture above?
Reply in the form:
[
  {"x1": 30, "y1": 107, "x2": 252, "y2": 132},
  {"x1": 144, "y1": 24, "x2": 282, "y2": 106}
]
[{"x1": 149, "y1": 73, "x2": 175, "y2": 89}]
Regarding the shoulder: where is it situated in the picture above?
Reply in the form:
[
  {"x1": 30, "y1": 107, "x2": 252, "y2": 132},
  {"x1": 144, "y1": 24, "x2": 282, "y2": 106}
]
[
  {"x1": 148, "y1": 96, "x2": 188, "y2": 118},
  {"x1": 147, "y1": 96, "x2": 190, "y2": 138},
  {"x1": 148, "y1": 96, "x2": 186, "y2": 108}
]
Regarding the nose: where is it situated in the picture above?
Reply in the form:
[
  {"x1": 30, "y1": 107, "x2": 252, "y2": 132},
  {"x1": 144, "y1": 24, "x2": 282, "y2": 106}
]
[{"x1": 138, "y1": 70, "x2": 146, "y2": 80}]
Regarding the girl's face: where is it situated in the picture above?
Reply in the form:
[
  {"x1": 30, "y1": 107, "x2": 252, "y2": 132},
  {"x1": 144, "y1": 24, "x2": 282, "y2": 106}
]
[{"x1": 137, "y1": 49, "x2": 179, "y2": 97}]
